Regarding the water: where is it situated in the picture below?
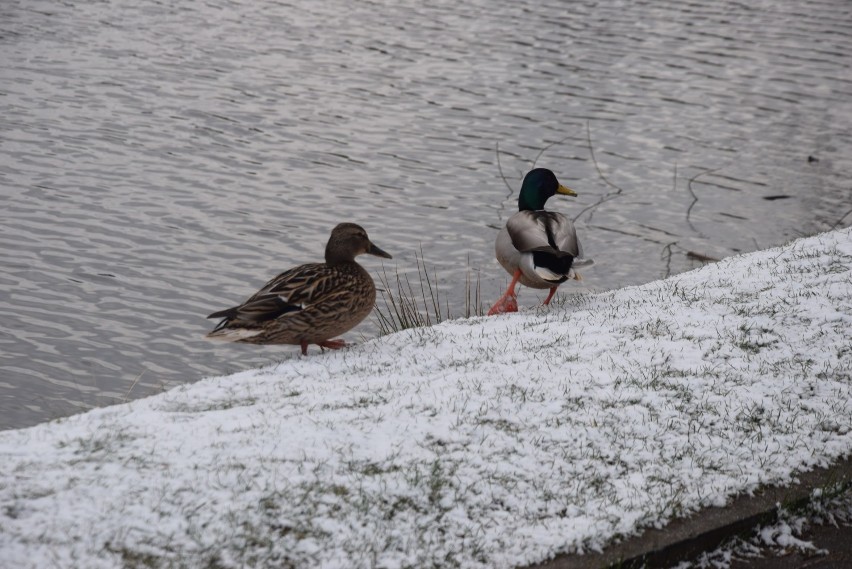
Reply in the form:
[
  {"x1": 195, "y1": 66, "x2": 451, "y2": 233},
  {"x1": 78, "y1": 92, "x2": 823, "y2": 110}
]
[{"x1": 1, "y1": 0, "x2": 850, "y2": 430}]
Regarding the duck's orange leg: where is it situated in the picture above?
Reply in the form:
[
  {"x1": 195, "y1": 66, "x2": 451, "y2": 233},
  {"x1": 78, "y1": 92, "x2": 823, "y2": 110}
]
[
  {"x1": 488, "y1": 269, "x2": 522, "y2": 315},
  {"x1": 542, "y1": 286, "x2": 558, "y2": 306},
  {"x1": 318, "y1": 339, "x2": 347, "y2": 351},
  {"x1": 301, "y1": 339, "x2": 347, "y2": 355}
]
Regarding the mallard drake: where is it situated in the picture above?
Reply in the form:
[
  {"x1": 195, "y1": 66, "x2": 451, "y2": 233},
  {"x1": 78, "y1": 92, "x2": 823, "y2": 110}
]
[
  {"x1": 488, "y1": 168, "x2": 593, "y2": 315},
  {"x1": 206, "y1": 223, "x2": 392, "y2": 355}
]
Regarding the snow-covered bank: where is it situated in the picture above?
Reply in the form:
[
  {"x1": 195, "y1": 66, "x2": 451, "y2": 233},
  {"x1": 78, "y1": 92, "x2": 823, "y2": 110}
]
[{"x1": 1, "y1": 229, "x2": 851, "y2": 569}]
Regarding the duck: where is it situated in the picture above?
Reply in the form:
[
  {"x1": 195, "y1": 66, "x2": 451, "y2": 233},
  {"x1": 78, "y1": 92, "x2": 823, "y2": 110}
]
[
  {"x1": 488, "y1": 168, "x2": 593, "y2": 315},
  {"x1": 206, "y1": 223, "x2": 392, "y2": 355}
]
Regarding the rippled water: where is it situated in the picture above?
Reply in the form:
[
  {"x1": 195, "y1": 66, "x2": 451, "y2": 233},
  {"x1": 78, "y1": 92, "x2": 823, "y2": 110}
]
[{"x1": 2, "y1": 0, "x2": 851, "y2": 430}]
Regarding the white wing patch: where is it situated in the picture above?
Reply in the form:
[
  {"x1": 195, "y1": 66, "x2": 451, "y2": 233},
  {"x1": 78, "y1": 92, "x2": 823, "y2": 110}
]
[
  {"x1": 533, "y1": 265, "x2": 565, "y2": 282},
  {"x1": 206, "y1": 328, "x2": 264, "y2": 342}
]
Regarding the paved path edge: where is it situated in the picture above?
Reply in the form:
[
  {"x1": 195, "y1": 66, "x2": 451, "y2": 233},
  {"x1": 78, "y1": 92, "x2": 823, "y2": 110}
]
[{"x1": 524, "y1": 454, "x2": 852, "y2": 569}]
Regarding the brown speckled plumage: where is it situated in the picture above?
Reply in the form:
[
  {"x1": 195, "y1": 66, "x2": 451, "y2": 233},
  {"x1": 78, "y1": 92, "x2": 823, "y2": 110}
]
[{"x1": 206, "y1": 223, "x2": 391, "y2": 354}]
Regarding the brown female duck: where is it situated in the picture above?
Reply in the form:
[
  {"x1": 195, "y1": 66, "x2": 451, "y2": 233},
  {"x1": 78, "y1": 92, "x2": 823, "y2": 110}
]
[{"x1": 206, "y1": 223, "x2": 392, "y2": 355}]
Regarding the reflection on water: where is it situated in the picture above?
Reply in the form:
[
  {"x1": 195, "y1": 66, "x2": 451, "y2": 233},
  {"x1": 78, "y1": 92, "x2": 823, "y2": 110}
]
[{"x1": 1, "y1": 0, "x2": 851, "y2": 430}]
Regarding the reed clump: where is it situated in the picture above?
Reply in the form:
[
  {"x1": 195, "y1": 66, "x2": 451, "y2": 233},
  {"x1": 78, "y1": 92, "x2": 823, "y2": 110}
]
[{"x1": 374, "y1": 250, "x2": 483, "y2": 335}]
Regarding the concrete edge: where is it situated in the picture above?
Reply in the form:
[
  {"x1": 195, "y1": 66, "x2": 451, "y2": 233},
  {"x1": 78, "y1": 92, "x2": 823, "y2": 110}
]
[{"x1": 524, "y1": 455, "x2": 852, "y2": 569}]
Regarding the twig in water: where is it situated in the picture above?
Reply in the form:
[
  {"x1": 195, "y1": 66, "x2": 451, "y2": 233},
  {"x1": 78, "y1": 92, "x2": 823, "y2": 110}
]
[
  {"x1": 672, "y1": 162, "x2": 678, "y2": 193},
  {"x1": 572, "y1": 193, "x2": 622, "y2": 223},
  {"x1": 661, "y1": 242, "x2": 719, "y2": 278},
  {"x1": 831, "y1": 206, "x2": 852, "y2": 229},
  {"x1": 587, "y1": 121, "x2": 624, "y2": 195},
  {"x1": 661, "y1": 242, "x2": 679, "y2": 278},
  {"x1": 495, "y1": 142, "x2": 514, "y2": 195},
  {"x1": 574, "y1": 122, "x2": 626, "y2": 223},
  {"x1": 531, "y1": 135, "x2": 573, "y2": 170},
  {"x1": 494, "y1": 142, "x2": 518, "y2": 225},
  {"x1": 685, "y1": 168, "x2": 720, "y2": 233}
]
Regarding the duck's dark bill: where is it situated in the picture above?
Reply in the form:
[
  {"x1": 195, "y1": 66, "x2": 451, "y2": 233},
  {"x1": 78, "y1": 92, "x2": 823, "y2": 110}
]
[{"x1": 369, "y1": 243, "x2": 393, "y2": 259}]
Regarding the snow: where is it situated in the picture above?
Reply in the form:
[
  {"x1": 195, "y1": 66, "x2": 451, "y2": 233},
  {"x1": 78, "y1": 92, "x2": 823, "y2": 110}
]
[{"x1": 1, "y1": 228, "x2": 851, "y2": 569}]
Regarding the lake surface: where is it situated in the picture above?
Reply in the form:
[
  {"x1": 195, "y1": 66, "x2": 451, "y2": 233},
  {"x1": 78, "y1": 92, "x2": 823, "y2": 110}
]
[{"x1": 2, "y1": 0, "x2": 851, "y2": 430}]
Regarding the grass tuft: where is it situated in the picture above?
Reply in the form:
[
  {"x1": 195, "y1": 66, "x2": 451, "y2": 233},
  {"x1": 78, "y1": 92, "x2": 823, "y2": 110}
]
[{"x1": 373, "y1": 249, "x2": 483, "y2": 335}]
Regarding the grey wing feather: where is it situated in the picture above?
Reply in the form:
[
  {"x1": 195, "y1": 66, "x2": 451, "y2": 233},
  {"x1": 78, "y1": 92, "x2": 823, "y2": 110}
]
[{"x1": 506, "y1": 211, "x2": 580, "y2": 257}]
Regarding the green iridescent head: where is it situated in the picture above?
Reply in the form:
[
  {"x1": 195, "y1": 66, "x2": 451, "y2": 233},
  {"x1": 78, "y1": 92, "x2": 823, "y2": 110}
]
[{"x1": 517, "y1": 168, "x2": 577, "y2": 211}]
